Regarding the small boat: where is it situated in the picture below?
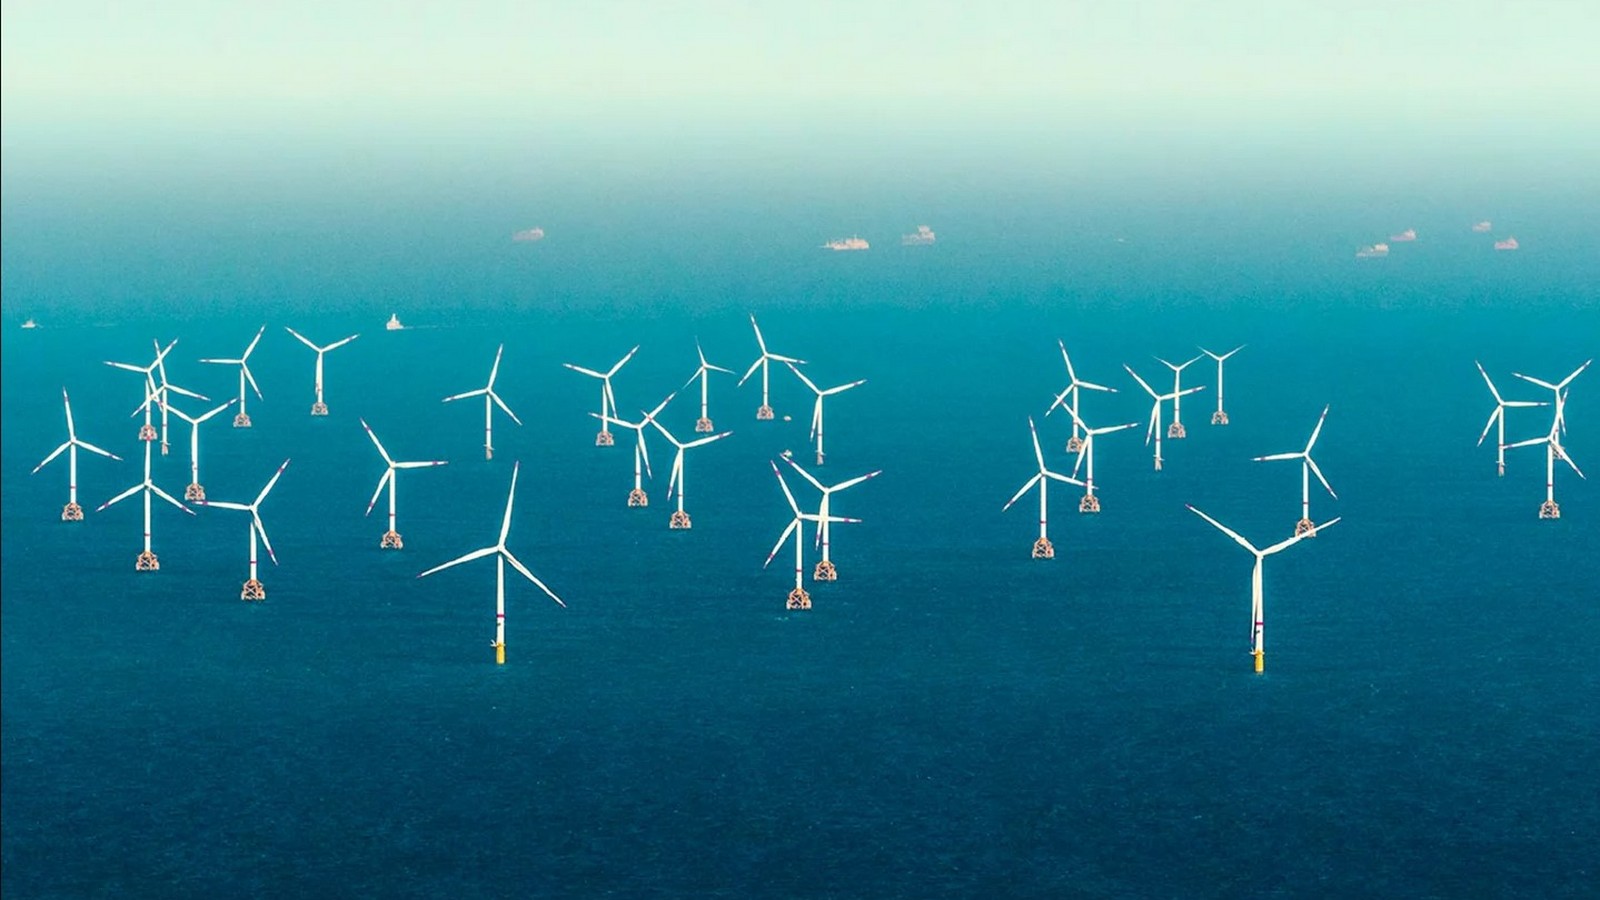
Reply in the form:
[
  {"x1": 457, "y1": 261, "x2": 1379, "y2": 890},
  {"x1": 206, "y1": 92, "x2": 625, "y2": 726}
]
[
  {"x1": 1494, "y1": 236, "x2": 1519, "y2": 251},
  {"x1": 1389, "y1": 228, "x2": 1417, "y2": 242},
  {"x1": 386, "y1": 313, "x2": 404, "y2": 331},
  {"x1": 901, "y1": 225, "x2": 936, "y2": 246},
  {"x1": 1471, "y1": 221, "x2": 1492, "y2": 233},
  {"x1": 822, "y1": 236, "x2": 869, "y2": 251},
  {"x1": 1355, "y1": 243, "x2": 1390, "y2": 259},
  {"x1": 512, "y1": 227, "x2": 545, "y2": 242},
  {"x1": 21, "y1": 318, "x2": 38, "y2": 329}
]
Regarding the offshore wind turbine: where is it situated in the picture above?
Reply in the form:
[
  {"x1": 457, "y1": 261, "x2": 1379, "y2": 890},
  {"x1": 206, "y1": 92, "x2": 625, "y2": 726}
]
[
  {"x1": 32, "y1": 388, "x2": 122, "y2": 521},
  {"x1": 682, "y1": 340, "x2": 736, "y2": 432},
  {"x1": 1199, "y1": 345, "x2": 1245, "y2": 425},
  {"x1": 1254, "y1": 405, "x2": 1336, "y2": 537},
  {"x1": 168, "y1": 398, "x2": 237, "y2": 501},
  {"x1": 1187, "y1": 505, "x2": 1341, "y2": 673},
  {"x1": 1476, "y1": 361, "x2": 1549, "y2": 476},
  {"x1": 1503, "y1": 427, "x2": 1584, "y2": 519},
  {"x1": 562, "y1": 345, "x2": 639, "y2": 446},
  {"x1": 1124, "y1": 365, "x2": 1204, "y2": 471},
  {"x1": 739, "y1": 314, "x2": 806, "y2": 420},
  {"x1": 97, "y1": 440, "x2": 194, "y2": 571},
  {"x1": 442, "y1": 344, "x2": 521, "y2": 460},
  {"x1": 105, "y1": 338, "x2": 176, "y2": 444},
  {"x1": 649, "y1": 417, "x2": 732, "y2": 529},
  {"x1": 1002, "y1": 416, "x2": 1085, "y2": 559},
  {"x1": 362, "y1": 419, "x2": 448, "y2": 549},
  {"x1": 765, "y1": 461, "x2": 860, "y2": 609},
  {"x1": 1046, "y1": 340, "x2": 1116, "y2": 452},
  {"x1": 1064, "y1": 406, "x2": 1140, "y2": 513},
  {"x1": 785, "y1": 362, "x2": 865, "y2": 466},
  {"x1": 780, "y1": 456, "x2": 881, "y2": 580},
  {"x1": 198, "y1": 325, "x2": 265, "y2": 427},
  {"x1": 1512, "y1": 359, "x2": 1590, "y2": 436},
  {"x1": 1156, "y1": 354, "x2": 1204, "y2": 438},
  {"x1": 594, "y1": 391, "x2": 678, "y2": 507},
  {"x1": 284, "y1": 327, "x2": 358, "y2": 415},
  {"x1": 416, "y1": 461, "x2": 566, "y2": 665},
  {"x1": 200, "y1": 459, "x2": 289, "y2": 600},
  {"x1": 144, "y1": 338, "x2": 210, "y2": 454}
]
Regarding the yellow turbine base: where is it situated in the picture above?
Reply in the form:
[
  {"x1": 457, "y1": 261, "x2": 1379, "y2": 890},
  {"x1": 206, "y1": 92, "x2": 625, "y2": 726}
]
[
  {"x1": 1079, "y1": 494, "x2": 1100, "y2": 514},
  {"x1": 495, "y1": 642, "x2": 506, "y2": 665},
  {"x1": 139, "y1": 424, "x2": 158, "y2": 442},
  {"x1": 1254, "y1": 650, "x2": 1265, "y2": 673}
]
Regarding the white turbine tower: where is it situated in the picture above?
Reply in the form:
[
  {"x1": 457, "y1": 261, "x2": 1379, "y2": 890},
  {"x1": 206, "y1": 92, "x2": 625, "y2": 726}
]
[
  {"x1": 1503, "y1": 425, "x2": 1584, "y2": 520},
  {"x1": 739, "y1": 314, "x2": 806, "y2": 420},
  {"x1": 198, "y1": 325, "x2": 265, "y2": 427},
  {"x1": 1187, "y1": 505, "x2": 1341, "y2": 673},
  {"x1": 785, "y1": 362, "x2": 865, "y2": 466},
  {"x1": 562, "y1": 345, "x2": 639, "y2": 446},
  {"x1": 284, "y1": 327, "x2": 358, "y2": 415},
  {"x1": 1063, "y1": 406, "x2": 1140, "y2": 513},
  {"x1": 594, "y1": 391, "x2": 678, "y2": 507},
  {"x1": 1156, "y1": 354, "x2": 1204, "y2": 438},
  {"x1": 1476, "y1": 361, "x2": 1549, "y2": 477},
  {"x1": 780, "y1": 456, "x2": 880, "y2": 581},
  {"x1": 1254, "y1": 405, "x2": 1337, "y2": 537},
  {"x1": 168, "y1": 398, "x2": 237, "y2": 500},
  {"x1": 105, "y1": 338, "x2": 176, "y2": 444},
  {"x1": 416, "y1": 461, "x2": 566, "y2": 665},
  {"x1": 1045, "y1": 340, "x2": 1116, "y2": 452},
  {"x1": 682, "y1": 340, "x2": 736, "y2": 432},
  {"x1": 1199, "y1": 345, "x2": 1245, "y2": 425},
  {"x1": 361, "y1": 419, "x2": 448, "y2": 549},
  {"x1": 97, "y1": 440, "x2": 195, "y2": 571},
  {"x1": 649, "y1": 417, "x2": 732, "y2": 529},
  {"x1": 33, "y1": 388, "x2": 122, "y2": 521},
  {"x1": 1512, "y1": 359, "x2": 1590, "y2": 437},
  {"x1": 442, "y1": 344, "x2": 521, "y2": 460},
  {"x1": 765, "y1": 461, "x2": 860, "y2": 610},
  {"x1": 200, "y1": 459, "x2": 289, "y2": 600},
  {"x1": 1124, "y1": 365, "x2": 1204, "y2": 471},
  {"x1": 1003, "y1": 417, "x2": 1086, "y2": 559}
]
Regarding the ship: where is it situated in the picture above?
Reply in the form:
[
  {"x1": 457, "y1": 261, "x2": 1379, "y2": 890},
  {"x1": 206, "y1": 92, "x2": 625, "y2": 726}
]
[
  {"x1": 21, "y1": 318, "x2": 38, "y2": 329},
  {"x1": 1389, "y1": 228, "x2": 1417, "y2": 242},
  {"x1": 512, "y1": 227, "x2": 546, "y2": 242},
  {"x1": 386, "y1": 313, "x2": 404, "y2": 331},
  {"x1": 902, "y1": 225, "x2": 936, "y2": 246},
  {"x1": 822, "y1": 236, "x2": 869, "y2": 251},
  {"x1": 1494, "y1": 236, "x2": 1519, "y2": 251},
  {"x1": 1471, "y1": 221, "x2": 1492, "y2": 233},
  {"x1": 1355, "y1": 243, "x2": 1390, "y2": 259}
]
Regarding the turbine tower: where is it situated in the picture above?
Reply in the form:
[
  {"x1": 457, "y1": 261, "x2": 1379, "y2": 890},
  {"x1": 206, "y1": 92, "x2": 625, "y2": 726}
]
[
  {"x1": 739, "y1": 314, "x2": 806, "y2": 420},
  {"x1": 1124, "y1": 365, "x2": 1204, "y2": 471},
  {"x1": 97, "y1": 440, "x2": 194, "y2": 571},
  {"x1": 284, "y1": 327, "x2": 359, "y2": 415},
  {"x1": 682, "y1": 339, "x2": 736, "y2": 432},
  {"x1": 1254, "y1": 405, "x2": 1336, "y2": 537},
  {"x1": 1475, "y1": 361, "x2": 1548, "y2": 476},
  {"x1": 785, "y1": 362, "x2": 865, "y2": 466},
  {"x1": 199, "y1": 325, "x2": 266, "y2": 427},
  {"x1": 1046, "y1": 340, "x2": 1116, "y2": 452},
  {"x1": 780, "y1": 456, "x2": 880, "y2": 580},
  {"x1": 562, "y1": 345, "x2": 639, "y2": 446},
  {"x1": 200, "y1": 459, "x2": 289, "y2": 600},
  {"x1": 1002, "y1": 417, "x2": 1085, "y2": 559},
  {"x1": 1156, "y1": 354, "x2": 1204, "y2": 438},
  {"x1": 1063, "y1": 406, "x2": 1140, "y2": 513},
  {"x1": 442, "y1": 344, "x2": 521, "y2": 460},
  {"x1": 168, "y1": 398, "x2": 237, "y2": 500},
  {"x1": 765, "y1": 461, "x2": 859, "y2": 609},
  {"x1": 32, "y1": 388, "x2": 122, "y2": 521},
  {"x1": 361, "y1": 419, "x2": 448, "y2": 549},
  {"x1": 594, "y1": 391, "x2": 677, "y2": 507},
  {"x1": 1503, "y1": 427, "x2": 1584, "y2": 519},
  {"x1": 1199, "y1": 345, "x2": 1245, "y2": 425},
  {"x1": 105, "y1": 338, "x2": 176, "y2": 444},
  {"x1": 649, "y1": 418, "x2": 732, "y2": 529}
]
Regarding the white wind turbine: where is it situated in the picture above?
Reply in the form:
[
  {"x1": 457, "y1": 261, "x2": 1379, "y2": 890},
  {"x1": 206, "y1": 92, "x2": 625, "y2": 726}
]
[
  {"x1": 1063, "y1": 406, "x2": 1140, "y2": 513},
  {"x1": 143, "y1": 339, "x2": 210, "y2": 454},
  {"x1": 1187, "y1": 505, "x2": 1341, "y2": 673},
  {"x1": 361, "y1": 419, "x2": 448, "y2": 549},
  {"x1": 105, "y1": 338, "x2": 177, "y2": 444},
  {"x1": 442, "y1": 344, "x2": 521, "y2": 460},
  {"x1": 97, "y1": 439, "x2": 195, "y2": 571},
  {"x1": 780, "y1": 456, "x2": 881, "y2": 581},
  {"x1": 1045, "y1": 340, "x2": 1117, "y2": 451},
  {"x1": 682, "y1": 340, "x2": 737, "y2": 432},
  {"x1": 416, "y1": 461, "x2": 566, "y2": 665},
  {"x1": 1253, "y1": 405, "x2": 1336, "y2": 538},
  {"x1": 1512, "y1": 359, "x2": 1590, "y2": 437},
  {"x1": 32, "y1": 388, "x2": 122, "y2": 521},
  {"x1": 1503, "y1": 423, "x2": 1584, "y2": 520},
  {"x1": 1124, "y1": 365, "x2": 1204, "y2": 471},
  {"x1": 785, "y1": 362, "x2": 865, "y2": 466},
  {"x1": 1156, "y1": 354, "x2": 1204, "y2": 438},
  {"x1": 1003, "y1": 416, "x2": 1086, "y2": 559},
  {"x1": 649, "y1": 417, "x2": 732, "y2": 529},
  {"x1": 739, "y1": 314, "x2": 806, "y2": 420},
  {"x1": 594, "y1": 391, "x2": 678, "y2": 507},
  {"x1": 284, "y1": 327, "x2": 359, "y2": 415},
  {"x1": 765, "y1": 461, "x2": 861, "y2": 610},
  {"x1": 1199, "y1": 345, "x2": 1245, "y2": 425},
  {"x1": 1476, "y1": 361, "x2": 1549, "y2": 476},
  {"x1": 168, "y1": 398, "x2": 237, "y2": 501},
  {"x1": 198, "y1": 325, "x2": 265, "y2": 427},
  {"x1": 562, "y1": 345, "x2": 639, "y2": 446},
  {"x1": 200, "y1": 459, "x2": 289, "y2": 600}
]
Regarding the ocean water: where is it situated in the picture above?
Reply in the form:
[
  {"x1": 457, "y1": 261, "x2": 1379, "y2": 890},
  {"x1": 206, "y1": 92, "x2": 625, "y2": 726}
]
[{"x1": 3, "y1": 224, "x2": 1598, "y2": 897}]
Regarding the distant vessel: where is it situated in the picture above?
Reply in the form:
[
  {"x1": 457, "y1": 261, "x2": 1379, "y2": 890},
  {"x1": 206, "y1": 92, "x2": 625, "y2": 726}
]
[
  {"x1": 512, "y1": 227, "x2": 546, "y2": 242},
  {"x1": 823, "y1": 236, "x2": 869, "y2": 251},
  {"x1": 1356, "y1": 243, "x2": 1390, "y2": 259},
  {"x1": 1472, "y1": 220, "x2": 1492, "y2": 233},
  {"x1": 386, "y1": 313, "x2": 404, "y2": 331},
  {"x1": 1390, "y1": 228, "x2": 1417, "y2": 242},
  {"x1": 1494, "y1": 236, "x2": 1520, "y2": 251},
  {"x1": 902, "y1": 225, "x2": 936, "y2": 246},
  {"x1": 21, "y1": 318, "x2": 38, "y2": 329}
]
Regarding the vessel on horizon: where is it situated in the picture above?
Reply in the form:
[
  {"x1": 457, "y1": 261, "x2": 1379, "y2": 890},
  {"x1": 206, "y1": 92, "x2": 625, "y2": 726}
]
[
  {"x1": 512, "y1": 227, "x2": 546, "y2": 242},
  {"x1": 21, "y1": 318, "x2": 38, "y2": 329},
  {"x1": 902, "y1": 225, "x2": 936, "y2": 246},
  {"x1": 1390, "y1": 228, "x2": 1417, "y2": 242},
  {"x1": 1356, "y1": 243, "x2": 1390, "y2": 259},
  {"x1": 386, "y1": 313, "x2": 404, "y2": 331},
  {"x1": 1494, "y1": 236, "x2": 1519, "y2": 251},
  {"x1": 1472, "y1": 220, "x2": 1492, "y2": 233},
  {"x1": 823, "y1": 236, "x2": 869, "y2": 251}
]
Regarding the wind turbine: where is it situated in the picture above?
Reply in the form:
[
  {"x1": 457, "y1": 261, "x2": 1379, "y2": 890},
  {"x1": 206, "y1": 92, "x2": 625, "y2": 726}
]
[
  {"x1": 32, "y1": 388, "x2": 122, "y2": 521},
  {"x1": 562, "y1": 345, "x2": 639, "y2": 446},
  {"x1": 1045, "y1": 340, "x2": 1116, "y2": 452},
  {"x1": 416, "y1": 461, "x2": 566, "y2": 665},
  {"x1": 442, "y1": 344, "x2": 521, "y2": 460},
  {"x1": 1156, "y1": 354, "x2": 1204, "y2": 438},
  {"x1": 168, "y1": 398, "x2": 237, "y2": 500},
  {"x1": 1503, "y1": 426, "x2": 1584, "y2": 519},
  {"x1": 97, "y1": 440, "x2": 194, "y2": 571},
  {"x1": 682, "y1": 340, "x2": 736, "y2": 432},
  {"x1": 785, "y1": 362, "x2": 864, "y2": 466},
  {"x1": 649, "y1": 417, "x2": 731, "y2": 529},
  {"x1": 1476, "y1": 361, "x2": 1549, "y2": 476},
  {"x1": 1063, "y1": 406, "x2": 1140, "y2": 513},
  {"x1": 1253, "y1": 405, "x2": 1336, "y2": 537},
  {"x1": 1199, "y1": 345, "x2": 1245, "y2": 425},
  {"x1": 739, "y1": 314, "x2": 806, "y2": 420},
  {"x1": 105, "y1": 338, "x2": 176, "y2": 444},
  {"x1": 142, "y1": 338, "x2": 210, "y2": 454},
  {"x1": 284, "y1": 327, "x2": 358, "y2": 415},
  {"x1": 593, "y1": 391, "x2": 678, "y2": 507},
  {"x1": 1002, "y1": 417, "x2": 1085, "y2": 558},
  {"x1": 780, "y1": 456, "x2": 880, "y2": 580},
  {"x1": 198, "y1": 325, "x2": 265, "y2": 427},
  {"x1": 200, "y1": 459, "x2": 289, "y2": 600},
  {"x1": 1187, "y1": 505, "x2": 1341, "y2": 673},
  {"x1": 1124, "y1": 365, "x2": 1204, "y2": 471},
  {"x1": 1512, "y1": 359, "x2": 1590, "y2": 436},
  {"x1": 765, "y1": 461, "x2": 860, "y2": 609},
  {"x1": 361, "y1": 419, "x2": 448, "y2": 549}
]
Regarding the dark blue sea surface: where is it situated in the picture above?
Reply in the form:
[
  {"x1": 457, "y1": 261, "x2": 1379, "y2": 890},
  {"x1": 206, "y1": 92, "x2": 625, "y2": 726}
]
[{"x1": 3, "y1": 231, "x2": 1598, "y2": 897}]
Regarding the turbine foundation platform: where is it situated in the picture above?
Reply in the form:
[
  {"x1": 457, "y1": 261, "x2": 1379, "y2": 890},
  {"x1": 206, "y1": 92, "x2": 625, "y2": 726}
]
[
  {"x1": 1167, "y1": 422, "x2": 1187, "y2": 439},
  {"x1": 233, "y1": 412, "x2": 252, "y2": 428},
  {"x1": 815, "y1": 452, "x2": 826, "y2": 466},
  {"x1": 241, "y1": 578, "x2": 265, "y2": 601},
  {"x1": 1497, "y1": 462, "x2": 1505, "y2": 477},
  {"x1": 62, "y1": 502, "x2": 84, "y2": 522},
  {"x1": 135, "y1": 551, "x2": 159, "y2": 571},
  {"x1": 1153, "y1": 457, "x2": 1164, "y2": 472},
  {"x1": 1253, "y1": 650, "x2": 1265, "y2": 673},
  {"x1": 184, "y1": 483, "x2": 205, "y2": 501},
  {"x1": 494, "y1": 641, "x2": 505, "y2": 665},
  {"x1": 1211, "y1": 410, "x2": 1229, "y2": 425},
  {"x1": 627, "y1": 488, "x2": 648, "y2": 507},
  {"x1": 813, "y1": 559, "x2": 837, "y2": 581},
  {"x1": 380, "y1": 530, "x2": 403, "y2": 549},
  {"x1": 311, "y1": 402, "x2": 328, "y2": 416},
  {"x1": 1079, "y1": 494, "x2": 1101, "y2": 514},
  {"x1": 1066, "y1": 435, "x2": 1084, "y2": 453},
  {"x1": 786, "y1": 586, "x2": 812, "y2": 610},
  {"x1": 160, "y1": 441, "x2": 170, "y2": 456},
  {"x1": 695, "y1": 417, "x2": 714, "y2": 433},
  {"x1": 756, "y1": 405, "x2": 775, "y2": 421},
  {"x1": 1294, "y1": 517, "x2": 1317, "y2": 537},
  {"x1": 1032, "y1": 537, "x2": 1055, "y2": 559},
  {"x1": 484, "y1": 447, "x2": 494, "y2": 460},
  {"x1": 669, "y1": 510, "x2": 692, "y2": 529},
  {"x1": 139, "y1": 424, "x2": 158, "y2": 442},
  {"x1": 595, "y1": 431, "x2": 615, "y2": 447},
  {"x1": 1539, "y1": 500, "x2": 1561, "y2": 519}
]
